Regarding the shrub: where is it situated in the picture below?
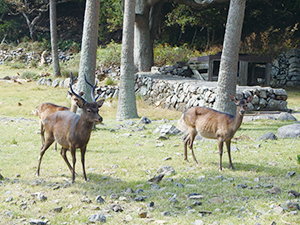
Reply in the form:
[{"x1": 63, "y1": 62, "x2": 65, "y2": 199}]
[
  {"x1": 10, "y1": 63, "x2": 25, "y2": 69},
  {"x1": 154, "y1": 44, "x2": 201, "y2": 66},
  {"x1": 103, "y1": 77, "x2": 116, "y2": 86},
  {"x1": 21, "y1": 71, "x2": 39, "y2": 80},
  {"x1": 97, "y1": 41, "x2": 121, "y2": 67}
]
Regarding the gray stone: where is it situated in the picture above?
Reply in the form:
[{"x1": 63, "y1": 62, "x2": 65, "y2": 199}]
[
  {"x1": 29, "y1": 219, "x2": 47, "y2": 225},
  {"x1": 139, "y1": 116, "x2": 151, "y2": 124},
  {"x1": 255, "y1": 132, "x2": 277, "y2": 141},
  {"x1": 277, "y1": 112, "x2": 297, "y2": 121},
  {"x1": 88, "y1": 213, "x2": 106, "y2": 223},
  {"x1": 37, "y1": 77, "x2": 46, "y2": 85},
  {"x1": 52, "y1": 78, "x2": 59, "y2": 88},
  {"x1": 157, "y1": 165, "x2": 175, "y2": 175},
  {"x1": 153, "y1": 124, "x2": 182, "y2": 136},
  {"x1": 95, "y1": 195, "x2": 105, "y2": 204},
  {"x1": 278, "y1": 124, "x2": 300, "y2": 138}
]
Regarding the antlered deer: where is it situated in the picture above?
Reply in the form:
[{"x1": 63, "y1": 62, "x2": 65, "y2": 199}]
[
  {"x1": 178, "y1": 94, "x2": 253, "y2": 171},
  {"x1": 36, "y1": 74, "x2": 104, "y2": 182},
  {"x1": 34, "y1": 76, "x2": 84, "y2": 150}
]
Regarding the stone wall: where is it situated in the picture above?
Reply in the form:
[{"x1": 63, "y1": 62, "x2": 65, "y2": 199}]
[
  {"x1": 271, "y1": 49, "x2": 300, "y2": 87},
  {"x1": 96, "y1": 73, "x2": 288, "y2": 112}
]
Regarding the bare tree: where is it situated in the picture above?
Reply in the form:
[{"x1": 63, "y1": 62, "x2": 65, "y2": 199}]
[
  {"x1": 214, "y1": 0, "x2": 247, "y2": 115},
  {"x1": 117, "y1": 0, "x2": 138, "y2": 119},
  {"x1": 49, "y1": 0, "x2": 60, "y2": 77},
  {"x1": 8, "y1": 0, "x2": 49, "y2": 40},
  {"x1": 76, "y1": 0, "x2": 101, "y2": 108}
]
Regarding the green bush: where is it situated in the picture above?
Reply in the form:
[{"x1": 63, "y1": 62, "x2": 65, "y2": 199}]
[
  {"x1": 103, "y1": 77, "x2": 116, "y2": 86},
  {"x1": 21, "y1": 71, "x2": 39, "y2": 80},
  {"x1": 154, "y1": 43, "x2": 201, "y2": 66},
  {"x1": 10, "y1": 63, "x2": 25, "y2": 69},
  {"x1": 97, "y1": 41, "x2": 121, "y2": 67}
]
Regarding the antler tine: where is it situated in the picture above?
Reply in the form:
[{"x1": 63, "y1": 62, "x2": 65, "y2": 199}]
[
  {"x1": 84, "y1": 75, "x2": 97, "y2": 102},
  {"x1": 69, "y1": 73, "x2": 86, "y2": 103}
]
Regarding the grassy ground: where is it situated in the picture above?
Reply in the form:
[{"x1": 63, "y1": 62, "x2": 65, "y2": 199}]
[{"x1": 0, "y1": 66, "x2": 300, "y2": 224}]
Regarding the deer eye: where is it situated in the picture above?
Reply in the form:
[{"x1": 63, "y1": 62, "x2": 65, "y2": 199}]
[{"x1": 87, "y1": 109, "x2": 91, "y2": 113}]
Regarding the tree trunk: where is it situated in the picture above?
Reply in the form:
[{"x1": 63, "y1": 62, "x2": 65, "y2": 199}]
[
  {"x1": 213, "y1": 0, "x2": 246, "y2": 115},
  {"x1": 49, "y1": 0, "x2": 61, "y2": 77},
  {"x1": 76, "y1": 0, "x2": 100, "y2": 109},
  {"x1": 117, "y1": 0, "x2": 138, "y2": 119},
  {"x1": 134, "y1": 13, "x2": 153, "y2": 72}
]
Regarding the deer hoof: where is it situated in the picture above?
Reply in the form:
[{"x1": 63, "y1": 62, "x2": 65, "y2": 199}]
[
  {"x1": 184, "y1": 158, "x2": 189, "y2": 163},
  {"x1": 219, "y1": 167, "x2": 223, "y2": 172}
]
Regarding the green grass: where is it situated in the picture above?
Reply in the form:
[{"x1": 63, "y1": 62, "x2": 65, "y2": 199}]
[{"x1": 0, "y1": 66, "x2": 300, "y2": 224}]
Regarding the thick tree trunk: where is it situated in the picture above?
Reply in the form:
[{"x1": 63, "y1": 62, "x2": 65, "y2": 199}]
[
  {"x1": 213, "y1": 0, "x2": 246, "y2": 115},
  {"x1": 134, "y1": 14, "x2": 153, "y2": 72},
  {"x1": 50, "y1": 0, "x2": 60, "y2": 77},
  {"x1": 117, "y1": 0, "x2": 138, "y2": 119},
  {"x1": 76, "y1": 0, "x2": 100, "y2": 108}
]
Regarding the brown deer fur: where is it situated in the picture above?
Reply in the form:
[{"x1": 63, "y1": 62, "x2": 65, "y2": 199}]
[
  {"x1": 36, "y1": 75, "x2": 104, "y2": 182},
  {"x1": 178, "y1": 94, "x2": 253, "y2": 171}
]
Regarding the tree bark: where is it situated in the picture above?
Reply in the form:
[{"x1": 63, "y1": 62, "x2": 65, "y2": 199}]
[
  {"x1": 76, "y1": 0, "x2": 100, "y2": 108},
  {"x1": 117, "y1": 0, "x2": 139, "y2": 119},
  {"x1": 133, "y1": 0, "x2": 229, "y2": 72},
  {"x1": 49, "y1": 0, "x2": 60, "y2": 77},
  {"x1": 214, "y1": 0, "x2": 246, "y2": 115}
]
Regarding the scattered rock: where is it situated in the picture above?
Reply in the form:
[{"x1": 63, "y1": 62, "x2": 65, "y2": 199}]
[
  {"x1": 277, "y1": 112, "x2": 297, "y2": 121},
  {"x1": 288, "y1": 190, "x2": 300, "y2": 198},
  {"x1": 95, "y1": 195, "x2": 105, "y2": 204},
  {"x1": 255, "y1": 132, "x2": 277, "y2": 141},
  {"x1": 88, "y1": 213, "x2": 106, "y2": 223},
  {"x1": 153, "y1": 124, "x2": 182, "y2": 136},
  {"x1": 267, "y1": 186, "x2": 281, "y2": 195},
  {"x1": 111, "y1": 204, "x2": 123, "y2": 212},
  {"x1": 140, "y1": 116, "x2": 151, "y2": 124},
  {"x1": 148, "y1": 174, "x2": 164, "y2": 184},
  {"x1": 29, "y1": 219, "x2": 48, "y2": 225},
  {"x1": 286, "y1": 171, "x2": 296, "y2": 178},
  {"x1": 209, "y1": 197, "x2": 224, "y2": 204},
  {"x1": 157, "y1": 166, "x2": 175, "y2": 176},
  {"x1": 161, "y1": 211, "x2": 171, "y2": 216},
  {"x1": 278, "y1": 124, "x2": 300, "y2": 138},
  {"x1": 138, "y1": 212, "x2": 147, "y2": 218}
]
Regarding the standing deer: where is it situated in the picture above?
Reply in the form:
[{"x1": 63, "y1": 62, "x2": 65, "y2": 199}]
[
  {"x1": 34, "y1": 76, "x2": 84, "y2": 150},
  {"x1": 36, "y1": 74, "x2": 104, "y2": 182},
  {"x1": 178, "y1": 94, "x2": 253, "y2": 171}
]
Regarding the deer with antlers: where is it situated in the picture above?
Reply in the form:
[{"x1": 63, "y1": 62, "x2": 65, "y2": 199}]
[
  {"x1": 178, "y1": 94, "x2": 253, "y2": 171},
  {"x1": 36, "y1": 74, "x2": 104, "y2": 182}
]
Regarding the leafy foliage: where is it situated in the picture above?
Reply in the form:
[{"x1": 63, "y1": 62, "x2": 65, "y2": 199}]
[{"x1": 96, "y1": 41, "x2": 122, "y2": 67}]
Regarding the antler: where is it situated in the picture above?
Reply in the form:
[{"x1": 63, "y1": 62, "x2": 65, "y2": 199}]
[
  {"x1": 84, "y1": 75, "x2": 100, "y2": 101},
  {"x1": 69, "y1": 73, "x2": 86, "y2": 104}
]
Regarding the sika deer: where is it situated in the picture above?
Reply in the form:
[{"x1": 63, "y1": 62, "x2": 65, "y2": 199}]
[
  {"x1": 36, "y1": 74, "x2": 104, "y2": 182},
  {"x1": 178, "y1": 94, "x2": 253, "y2": 171},
  {"x1": 35, "y1": 92, "x2": 84, "y2": 149}
]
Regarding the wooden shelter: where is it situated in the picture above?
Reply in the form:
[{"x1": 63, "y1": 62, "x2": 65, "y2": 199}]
[{"x1": 189, "y1": 53, "x2": 272, "y2": 86}]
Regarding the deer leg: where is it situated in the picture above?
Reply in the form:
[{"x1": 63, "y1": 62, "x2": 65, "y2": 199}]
[
  {"x1": 218, "y1": 139, "x2": 224, "y2": 172},
  {"x1": 54, "y1": 142, "x2": 58, "y2": 151},
  {"x1": 183, "y1": 133, "x2": 190, "y2": 162},
  {"x1": 60, "y1": 147, "x2": 73, "y2": 174},
  {"x1": 70, "y1": 146, "x2": 76, "y2": 183},
  {"x1": 226, "y1": 140, "x2": 234, "y2": 170},
  {"x1": 36, "y1": 138, "x2": 54, "y2": 176},
  {"x1": 40, "y1": 122, "x2": 45, "y2": 146},
  {"x1": 80, "y1": 146, "x2": 87, "y2": 181},
  {"x1": 188, "y1": 129, "x2": 198, "y2": 165}
]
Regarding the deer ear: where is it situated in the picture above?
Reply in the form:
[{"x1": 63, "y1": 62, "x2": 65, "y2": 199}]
[
  {"x1": 229, "y1": 94, "x2": 238, "y2": 103},
  {"x1": 247, "y1": 95, "x2": 253, "y2": 103},
  {"x1": 97, "y1": 99, "x2": 105, "y2": 108},
  {"x1": 75, "y1": 98, "x2": 85, "y2": 108}
]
